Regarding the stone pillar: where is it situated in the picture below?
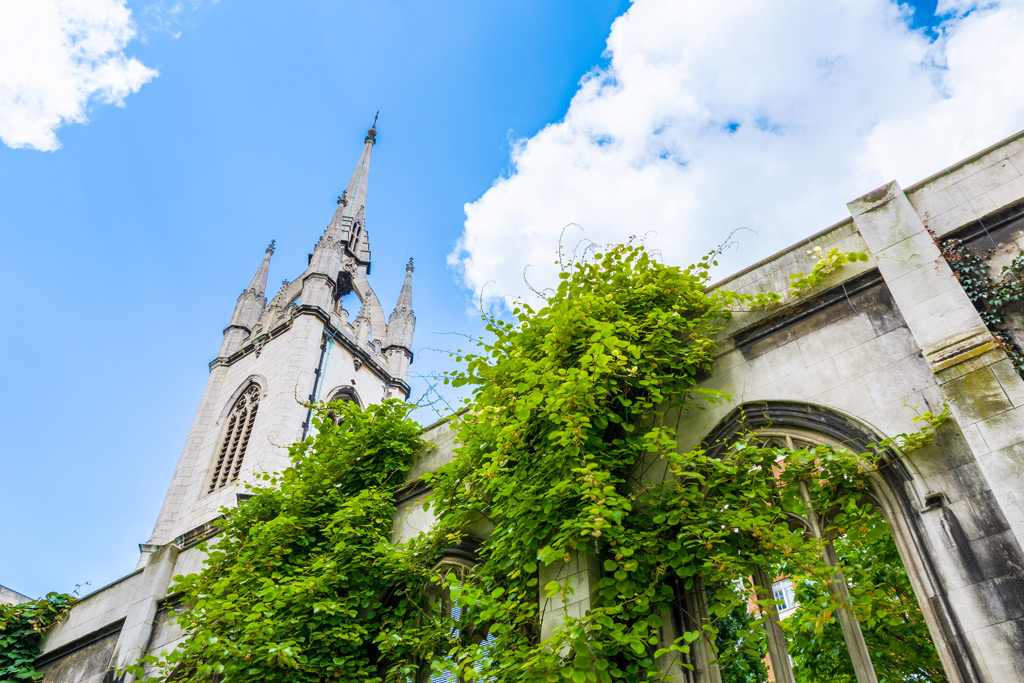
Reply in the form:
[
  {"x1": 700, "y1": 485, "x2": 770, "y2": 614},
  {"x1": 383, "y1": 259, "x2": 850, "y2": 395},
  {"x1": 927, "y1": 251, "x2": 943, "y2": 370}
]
[
  {"x1": 109, "y1": 543, "x2": 180, "y2": 681},
  {"x1": 217, "y1": 325, "x2": 249, "y2": 358},
  {"x1": 538, "y1": 551, "x2": 601, "y2": 644},
  {"x1": 301, "y1": 273, "x2": 335, "y2": 311},
  {"x1": 850, "y1": 181, "x2": 1024, "y2": 682},
  {"x1": 677, "y1": 579, "x2": 722, "y2": 683},
  {"x1": 751, "y1": 568, "x2": 796, "y2": 683}
]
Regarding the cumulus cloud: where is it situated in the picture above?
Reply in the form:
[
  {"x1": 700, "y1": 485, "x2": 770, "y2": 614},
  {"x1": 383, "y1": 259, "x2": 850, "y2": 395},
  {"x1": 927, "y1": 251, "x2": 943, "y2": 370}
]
[
  {"x1": 452, "y1": 0, "x2": 1024, "y2": 307},
  {"x1": 0, "y1": 0, "x2": 157, "y2": 151}
]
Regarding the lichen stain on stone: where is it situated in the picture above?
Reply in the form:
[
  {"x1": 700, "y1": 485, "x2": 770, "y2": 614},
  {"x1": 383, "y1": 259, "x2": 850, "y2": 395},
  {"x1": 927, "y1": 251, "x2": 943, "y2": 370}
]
[
  {"x1": 947, "y1": 368, "x2": 1011, "y2": 422},
  {"x1": 851, "y1": 183, "x2": 895, "y2": 216}
]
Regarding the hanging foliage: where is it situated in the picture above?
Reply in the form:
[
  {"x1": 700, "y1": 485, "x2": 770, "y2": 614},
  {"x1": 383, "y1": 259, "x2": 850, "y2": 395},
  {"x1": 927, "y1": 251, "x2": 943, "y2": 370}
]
[
  {"x1": 940, "y1": 237, "x2": 1024, "y2": 374},
  {"x1": 0, "y1": 592, "x2": 74, "y2": 681}
]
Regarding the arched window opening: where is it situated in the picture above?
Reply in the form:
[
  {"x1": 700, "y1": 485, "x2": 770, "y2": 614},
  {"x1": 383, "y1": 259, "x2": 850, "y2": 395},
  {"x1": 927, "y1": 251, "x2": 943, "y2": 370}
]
[
  {"x1": 689, "y1": 427, "x2": 947, "y2": 683},
  {"x1": 349, "y1": 221, "x2": 362, "y2": 251},
  {"x1": 419, "y1": 558, "x2": 495, "y2": 683},
  {"x1": 208, "y1": 384, "x2": 261, "y2": 493},
  {"x1": 336, "y1": 289, "x2": 360, "y2": 318},
  {"x1": 326, "y1": 388, "x2": 361, "y2": 426}
]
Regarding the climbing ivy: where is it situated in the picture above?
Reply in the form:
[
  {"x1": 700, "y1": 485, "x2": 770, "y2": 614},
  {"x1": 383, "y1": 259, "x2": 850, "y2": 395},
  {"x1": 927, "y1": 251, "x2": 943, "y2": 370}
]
[
  {"x1": 940, "y1": 237, "x2": 1024, "y2": 374},
  {"x1": 420, "y1": 244, "x2": 942, "y2": 681},
  {"x1": 131, "y1": 400, "x2": 431, "y2": 682},
  {"x1": 788, "y1": 246, "x2": 870, "y2": 297},
  {"x1": 137, "y1": 243, "x2": 944, "y2": 682},
  {"x1": 0, "y1": 592, "x2": 74, "y2": 681}
]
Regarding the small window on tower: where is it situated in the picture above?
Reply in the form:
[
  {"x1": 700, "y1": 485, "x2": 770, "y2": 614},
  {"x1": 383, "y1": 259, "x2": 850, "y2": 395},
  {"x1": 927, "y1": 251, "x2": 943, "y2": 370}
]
[
  {"x1": 326, "y1": 388, "x2": 361, "y2": 425},
  {"x1": 349, "y1": 221, "x2": 362, "y2": 251},
  {"x1": 208, "y1": 384, "x2": 261, "y2": 493}
]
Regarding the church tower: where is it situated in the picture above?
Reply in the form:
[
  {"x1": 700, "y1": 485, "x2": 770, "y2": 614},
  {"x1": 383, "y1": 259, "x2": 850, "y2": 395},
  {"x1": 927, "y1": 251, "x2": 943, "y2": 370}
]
[{"x1": 146, "y1": 122, "x2": 415, "y2": 549}]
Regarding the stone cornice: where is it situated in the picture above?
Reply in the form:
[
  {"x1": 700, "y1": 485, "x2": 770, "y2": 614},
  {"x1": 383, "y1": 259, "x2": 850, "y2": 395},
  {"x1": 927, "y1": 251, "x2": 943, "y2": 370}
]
[
  {"x1": 731, "y1": 269, "x2": 884, "y2": 350},
  {"x1": 209, "y1": 306, "x2": 411, "y2": 398},
  {"x1": 382, "y1": 344, "x2": 414, "y2": 363},
  {"x1": 210, "y1": 318, "x2": 294, "y2": 370}
]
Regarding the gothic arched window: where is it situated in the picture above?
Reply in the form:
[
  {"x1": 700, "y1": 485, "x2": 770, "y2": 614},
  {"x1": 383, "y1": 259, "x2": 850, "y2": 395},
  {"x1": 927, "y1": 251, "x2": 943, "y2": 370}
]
[
  {"x1": 419, "y1": 557, "x2": 495, "y2": 683},
  {"x1": 208, "y1": 384, "x2": 261, "y2": 493},
  {"x1": 326, "y1": 388, "x2": 362, "y2": 426}
]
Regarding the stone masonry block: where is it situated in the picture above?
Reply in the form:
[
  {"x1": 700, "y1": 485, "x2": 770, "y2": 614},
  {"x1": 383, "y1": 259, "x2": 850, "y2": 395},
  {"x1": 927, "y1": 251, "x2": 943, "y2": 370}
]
[
  {"x1": 960, "y1": 422, "x2": 990, "y2": 456},
  {"x1": 833, "y1": 329, "x2": 919, "y2": 384},
  {"x1": 901, "y1": 291, "x2": 987, "y2": 354},
  {"x1": 927, "y1": 195, "x2": 998, "y2": 238},
  {"x1": 863, "y1": 354, "x2": 937, "y2": 408},
  {"x1": 858, "y1": 386, "x2": 944, "y2": 440},
  {"x1": 809, "y1": 377, "x2": 879, "y2": 420},
  {"x1": 849, "y1": 181, "x2": 926, "y2": 251},
  {"x1": 986, "y1": 174, "x2": 1024, "y2": 211},
  {"x1": 976, "y1": 443, "x2": 1024, "y2": 499},
  {"x1": 976, "y1": 406, "x2": 1024, "y2": 452},
  {"x1": 954, "y1": 159, "x2": 1021, "y2": 201},
  {"x1": 875, "y1": 229, "x2": 954, "y2": 281},
  {"x1": 967, "y1": 620, "x2": 1024, "y2": 683},
  {"x1": 991, "y1": 359, "x2": 1024, "y2": 408},
  {"x1": 944, "y1": 367, "x2": 1013, "y2": 427},
  {"x1": 768, "y1": 356, "x2": 840, "y2": 401},
  {"x1": 910, "y1": 187, "x2": 957, "y2": 221},
  {"x1": 1008, "y1": 145, "x2": 1024, "y2": 176},
  {"x1": 744, "y1": 340, "x2": 806, "y2": 385},
  {"x1": 795, "y1": 313, "x2": 878, "y2": 368}
]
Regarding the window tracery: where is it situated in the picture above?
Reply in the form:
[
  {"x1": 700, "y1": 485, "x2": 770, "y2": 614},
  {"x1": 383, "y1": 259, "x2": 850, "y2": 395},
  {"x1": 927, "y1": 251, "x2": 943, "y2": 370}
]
[
  {"x1": 208, "y1": 384, "x2": 261, "y2": 493},
  {"x1": 700, "y1": 428, "x2": 879, "y2": 683},
  {"x1": 420, "y1": 558, "x2": 494, "y2": 683}
]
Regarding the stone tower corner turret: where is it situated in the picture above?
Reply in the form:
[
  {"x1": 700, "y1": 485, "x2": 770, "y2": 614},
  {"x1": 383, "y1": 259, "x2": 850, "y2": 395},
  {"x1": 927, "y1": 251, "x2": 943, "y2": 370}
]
[
  {"x1": 218, "y1": 240, "x2": 274, "y2": 357},
  {"x1": 384, "y1": 258, "x2": 415, "y2": 381}
]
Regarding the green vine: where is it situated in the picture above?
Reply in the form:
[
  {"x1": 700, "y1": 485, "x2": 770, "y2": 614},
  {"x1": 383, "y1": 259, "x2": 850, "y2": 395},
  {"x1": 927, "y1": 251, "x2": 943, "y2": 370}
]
[
  {"x1": 130, "y1": 399, "x2": 432, "y2": 681},
  {"x1": 940, "y1": 238, "x2": 1024, "y2": 374},
  {"x1": 0, "y1": 592, "x2": 74, "y2": 681},
  {"x1": 135, "y1": 243, "x2": 944, "y2": 682},
  {"x1": 788, "y1": 246, "x2": 869, "y2": 297}
]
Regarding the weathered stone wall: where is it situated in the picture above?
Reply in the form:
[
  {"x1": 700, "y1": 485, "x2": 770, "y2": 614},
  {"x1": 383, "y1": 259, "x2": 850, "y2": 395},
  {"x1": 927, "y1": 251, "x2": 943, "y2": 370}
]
[{"x1": 0, "y1": 584, "x2": 31, "y2": 604}]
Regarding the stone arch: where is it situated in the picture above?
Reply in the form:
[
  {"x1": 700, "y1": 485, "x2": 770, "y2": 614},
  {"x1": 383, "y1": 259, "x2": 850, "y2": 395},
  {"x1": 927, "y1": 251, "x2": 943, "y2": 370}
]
[
  {"x1": 691, "y1": 400, "x2": 981, "y2": 683},
  {"x1": 325, "y1": 385, "x2": 363, "y2": 408},
  {"x1": 215, "y1": 374, "x2": 268, "y2": 423}
]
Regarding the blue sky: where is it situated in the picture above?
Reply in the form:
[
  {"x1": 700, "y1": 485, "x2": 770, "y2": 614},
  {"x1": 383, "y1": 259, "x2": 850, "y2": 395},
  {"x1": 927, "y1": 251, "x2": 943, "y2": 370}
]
[{"x1": 3, "y1": 0, "x2": 1024, "y2": 599}]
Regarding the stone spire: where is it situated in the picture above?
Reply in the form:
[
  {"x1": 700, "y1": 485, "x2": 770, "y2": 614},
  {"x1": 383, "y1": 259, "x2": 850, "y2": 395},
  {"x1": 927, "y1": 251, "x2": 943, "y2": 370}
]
[
  {"x1": 245, "y1": 240, "x2": 275, "y2": 297},
  {"x1": 384, "y1": 258, "x2": 415, "y2": 379},
  {"x1": 219, "y1": 241, "x2": 274, "y2": 357},
  {"x1": 306, "y1": 120, "x2": 378, "y2": 307},
  {"x1": 324, "y1": 118, "x2": 376, "y2": 260}
]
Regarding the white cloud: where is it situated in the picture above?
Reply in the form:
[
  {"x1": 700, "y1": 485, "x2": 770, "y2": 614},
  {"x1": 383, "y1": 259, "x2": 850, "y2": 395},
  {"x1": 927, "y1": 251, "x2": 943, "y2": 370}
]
[
  {"x1": 452, "y1": 0, "x2": 1024, "y2": 307},
  {"x1": 140, "y1": 0, "x2": 215, "y2": 41},
  {"x1": 0, "y1": 0, "x2": 157, "y2": 151}
]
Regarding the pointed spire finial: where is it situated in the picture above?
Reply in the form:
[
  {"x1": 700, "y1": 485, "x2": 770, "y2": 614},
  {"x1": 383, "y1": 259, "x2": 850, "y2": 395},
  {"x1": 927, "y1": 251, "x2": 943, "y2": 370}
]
[
  {"x1": 365, "y1": 111, "x2": 378, "y2": 145},
  {"x1": 267, "y1": 239, "x2": 276, "y2": 255},
  {"x1": 406, "y1": 257, "x2": 414, "y2": 273}
]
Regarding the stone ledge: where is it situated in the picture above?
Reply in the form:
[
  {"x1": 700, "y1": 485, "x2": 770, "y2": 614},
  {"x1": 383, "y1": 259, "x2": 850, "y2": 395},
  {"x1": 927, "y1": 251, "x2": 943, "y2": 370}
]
[{"x1": 926, "y1": 326, "x2": 999, "y2": 374}]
